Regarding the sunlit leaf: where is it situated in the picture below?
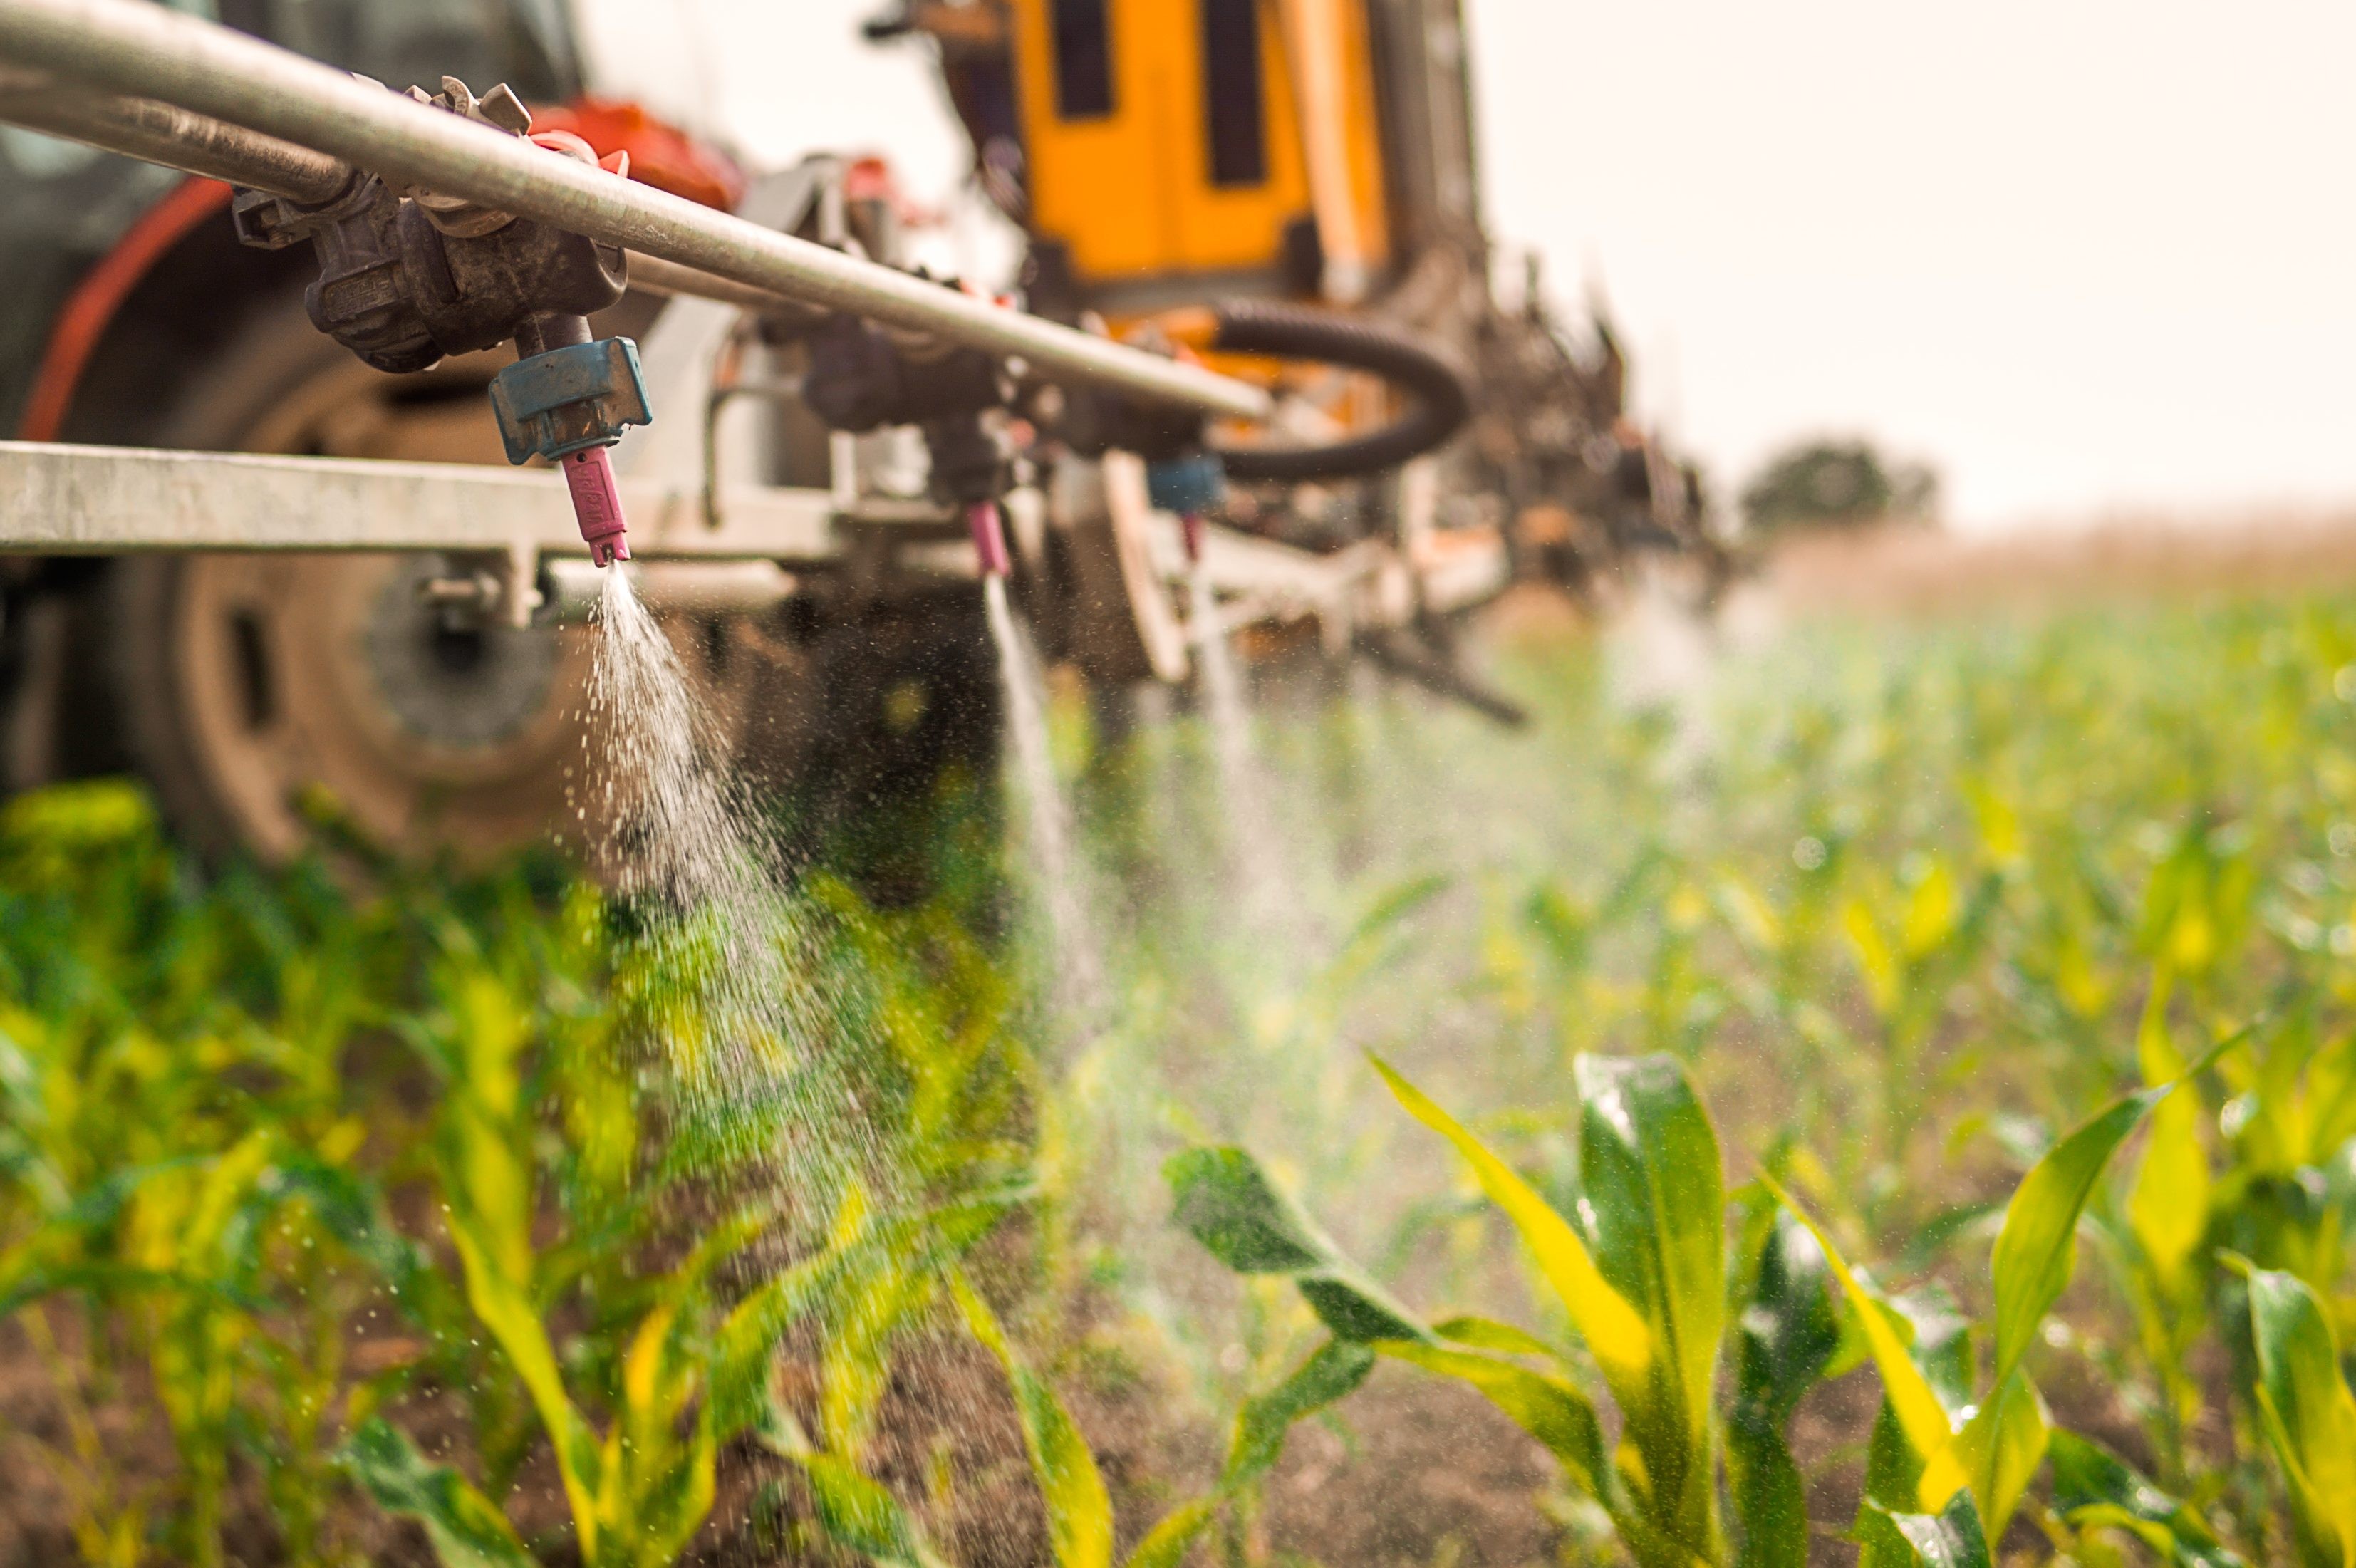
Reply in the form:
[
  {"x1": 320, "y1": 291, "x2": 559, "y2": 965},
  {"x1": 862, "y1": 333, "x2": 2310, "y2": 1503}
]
[
  {"x1": 1761, "y1": 1176, "x2": 1966, "y2": 1512},
  {"x1": 2127, "y1": 972, "x2": 2210, "y2": 1290},
  {"x1": 1952, "y1": 1369, "x2": 2048, "y2": 1542},
  {"x1": 1369, "y1": 1059, "x2": 1649, "y2": 1379},
  {"x1": 1989, "y1": 1026, "x2": 2243, "y2": 1390}
]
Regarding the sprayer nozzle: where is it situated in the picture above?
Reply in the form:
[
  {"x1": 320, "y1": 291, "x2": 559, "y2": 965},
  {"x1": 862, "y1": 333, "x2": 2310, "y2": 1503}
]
[
  {"x1": 969, "y1": 500, "x2": 1012, "y2": 578},
  {"x1": 563, "y1": 445, "x2": 630, "y2": 567}
]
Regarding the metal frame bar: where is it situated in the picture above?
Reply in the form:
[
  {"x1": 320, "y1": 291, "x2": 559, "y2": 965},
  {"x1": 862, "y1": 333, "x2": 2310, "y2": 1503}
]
[
  {"x1": 0, "y1": 0, "x2": 1272, "y2": 423},
  {"x1": 0, "y1": 440, "x2": 849, "y2": 561}
]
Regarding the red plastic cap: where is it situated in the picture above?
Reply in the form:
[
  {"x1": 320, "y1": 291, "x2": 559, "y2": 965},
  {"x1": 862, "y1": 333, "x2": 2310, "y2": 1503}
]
[
  {"x1": 564, "y1": 446, "x2": 631, "y2": 566},
  {"x1": 968, "y1": 501, "x2": 1011, "y2": 578}
]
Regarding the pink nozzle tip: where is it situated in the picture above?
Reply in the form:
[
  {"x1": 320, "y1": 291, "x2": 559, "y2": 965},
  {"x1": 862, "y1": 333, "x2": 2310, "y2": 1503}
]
[
  {"x1": 563, "y1": 445, "x2": 630, "y2": 568},
  {"x1": 1180, "y1": 511, "x2": 1205, "y2": 564},
  {"x1": 968, "y1": 500, "x2": 1012, "y2": 578}
]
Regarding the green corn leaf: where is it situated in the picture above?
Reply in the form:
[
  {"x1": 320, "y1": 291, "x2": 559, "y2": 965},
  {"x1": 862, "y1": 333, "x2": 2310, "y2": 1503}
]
[
  {"x1": 2224, "y1": 1255, "x2": 2356, "y2": 1568},
  {"x1": 1988, "y1": 1028, "x2": 2243, "y2": 1391},
  {"x1": 803, "y1": 1454, "x2": 951, "y2": 1568},
  {"x1": 1761, "y1": 1177, "x2": 1967, "y2": 1513},
  {"x1": 1433, "y1": 1314, "x2": 1562, "y2": 1360},
  {"x1": 1573, "y1": 1053, "x2": 1726, "y2": 1431},
  {"x1": 1951, "y1": 1369, "x2": 2048, "y2": 1542},
  {"x1": 1367, "y1": 1059, "x2": 1650, "y2": 1383},
  {"x1": 339, "y1": 1417, "x2": 536, "y2": 1568},
  {"x1": 1989, "y1": 1087, "x2": 2166, "y2": 1389},
  {"x1": 950, "y1": 1271, "x2": 1114, "y2": 1568},
  {"x1": 2048, "y1": 1431, "x2": 2245, "y2": 1567},
  {"x1": 1127, "y1": 1340, "x2": 1376, "y2": 1568},
  {"x1": 1373, "y1": 1340, "x2": 1656, "y2": 1557},
  {"x1": 1860, "y1": 1491, "x2": 1993, "y2": 1568},
  {"x1": 1729, "y1": 1212, "x2": 1840, "y2": 1568},
  {"x1": 1166, "y1": 1146, "x2": 1426, "y2": 1342},
  {"x1": 1225, "y1": 1339, "x2": 1376, "y2": 1487}
]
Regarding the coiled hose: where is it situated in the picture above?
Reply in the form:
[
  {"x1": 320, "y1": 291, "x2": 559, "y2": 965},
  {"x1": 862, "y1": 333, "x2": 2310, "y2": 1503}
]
[{"x1": 1208, "y1": 300, "x2": 1474, "y2": 483}]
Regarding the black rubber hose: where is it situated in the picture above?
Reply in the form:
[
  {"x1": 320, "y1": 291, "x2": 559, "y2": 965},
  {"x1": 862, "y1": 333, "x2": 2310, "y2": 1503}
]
[{"x1": 1208, "y1": 300, "x2": 1474, "y2": 482}]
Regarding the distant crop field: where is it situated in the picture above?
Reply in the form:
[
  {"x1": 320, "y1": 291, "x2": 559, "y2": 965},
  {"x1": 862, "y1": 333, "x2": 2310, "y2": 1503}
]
[
  {"x1": 1755, "y1": 510, "x2": 2356, "y2": 613},
  {"x1": 2, "y1": 574, "x2": 2352, "y2": 1567}
]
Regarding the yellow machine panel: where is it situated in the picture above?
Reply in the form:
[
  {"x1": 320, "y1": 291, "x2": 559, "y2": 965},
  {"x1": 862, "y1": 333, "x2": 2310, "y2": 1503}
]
[{"x1": 1006, "y1": 0, "x2": 1391, "y2": 294}]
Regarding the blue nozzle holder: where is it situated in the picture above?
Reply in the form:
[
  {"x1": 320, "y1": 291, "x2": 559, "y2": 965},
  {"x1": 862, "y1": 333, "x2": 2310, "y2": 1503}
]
[
  {"x1": 1145, "y1": 451, "x2": 1227, "y2": 516},
  {"x1": 488, "y1": 337, "x2": 652, "y2": 465}
]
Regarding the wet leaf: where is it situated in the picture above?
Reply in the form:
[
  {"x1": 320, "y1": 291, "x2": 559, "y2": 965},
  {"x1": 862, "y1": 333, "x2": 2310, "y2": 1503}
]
[
  {"x1": 1861, "y1": 1491, "x2": 1993, "y2": 1568},
  {"x1": 1729, "y1": 1212, "x2": 1839, "y2": 1568}
]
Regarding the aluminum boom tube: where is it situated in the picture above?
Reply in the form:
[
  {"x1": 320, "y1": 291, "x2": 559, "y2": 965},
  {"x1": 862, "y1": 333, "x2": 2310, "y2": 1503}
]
[{"x1": 0, "y1": 0, "x2": 1274, "y2": 424}]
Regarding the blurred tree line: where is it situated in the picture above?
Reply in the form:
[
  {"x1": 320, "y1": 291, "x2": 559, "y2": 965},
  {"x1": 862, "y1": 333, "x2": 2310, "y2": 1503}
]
[{"x1": 1741, "y1": 437, "x2": 1941, "y2": 535}]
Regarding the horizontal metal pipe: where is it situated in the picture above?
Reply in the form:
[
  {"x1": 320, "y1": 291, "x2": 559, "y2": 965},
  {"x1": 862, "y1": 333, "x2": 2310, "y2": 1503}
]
[
  {"x1": 624, "y1": 250, "x2": 822, "y2": 323},
  {"x1": 0, "y1": 64, "x2": 350, "y2": 202},
  {"x1": 0, "y1": 0, "x2": 1274, "y2": 423}
]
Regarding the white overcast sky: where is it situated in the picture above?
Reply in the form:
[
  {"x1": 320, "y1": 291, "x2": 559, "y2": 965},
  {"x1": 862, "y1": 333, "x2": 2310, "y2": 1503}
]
[{"x1": 576, "y1": 0, "x2": 2356, "y2": 530}]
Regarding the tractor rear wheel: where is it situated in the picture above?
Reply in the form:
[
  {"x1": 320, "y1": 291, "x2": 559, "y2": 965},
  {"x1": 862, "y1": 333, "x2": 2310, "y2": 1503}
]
[{"x1": 97, "y1": 298, "x2": 752, "y2": 862}]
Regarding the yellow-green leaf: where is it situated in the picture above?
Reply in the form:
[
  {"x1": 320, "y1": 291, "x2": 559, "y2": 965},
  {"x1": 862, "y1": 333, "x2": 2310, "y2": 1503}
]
[
  {"x1": 2127, "y1": 977, "x2": 2209, "y2": 1290},
  {"x1": 1371, "y1": 1057, "x2": 1651, "y2": 1385},
  {"x1": 1760, "y1": 1177, "x2": 1966, "y2": 1512},
  {"x1": 952, "y1": 1272, "x2": 1114, "y2": 1568},
  {"x1": 2228, "y1": 1257, "x2": 2356, "y2": 1568},
  {"x1": 1989, "y1": 1027, "x2": 2243, "y2": 1391},
  {"x1": 1953, "y1": 1370, "x2": 2048, "y2": 1541},
  {"x1": 1124, "y1": 1499, "x2": 1220, "y2": 1568}
]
